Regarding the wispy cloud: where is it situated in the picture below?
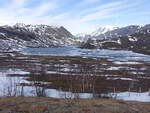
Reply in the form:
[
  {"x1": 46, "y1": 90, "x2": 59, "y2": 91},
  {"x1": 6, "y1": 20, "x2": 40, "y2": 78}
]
[
  {"x1": 77, "y1": 0, "x2": 100, "y2": 6},
  {"x1": 0, "y1": 0, "x2": 60, "y2": 24},
  {"x1": 0, "y1": 0, "x2": 149, "y2": 34},
  {"x1": 79, "y1": 0, "x2": 142, "y2": 22},
  {"x1": 10, "y1": 0, "x2": 27, "y2": 9}
]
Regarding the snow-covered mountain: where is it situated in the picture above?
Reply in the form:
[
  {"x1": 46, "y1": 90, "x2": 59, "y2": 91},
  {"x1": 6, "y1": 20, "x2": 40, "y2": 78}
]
[
  {"x1": 75, "y1": 33, "x2": 91, "y2": 42},
  {"x1": 0, "y1": 23, "x2": 78, "y2": 51},
  {"x1": 1, "y1": 23, "x2": 150, "y2": 54},
  {"x1": 77, "y1": 25, "x2": 144, "y2": 40},
  {"x1": 91, "y1": 26, "x2": 119, "y2": 37},
  {"x1": 96, "y1": 25, "x2": 142, "y2": 39},
  {"x1": 76, "y1": 26, "x2": 118, "y2": 41},
  {"x1": 80, "y1": 24, "x2": 150, "y2": 55}
]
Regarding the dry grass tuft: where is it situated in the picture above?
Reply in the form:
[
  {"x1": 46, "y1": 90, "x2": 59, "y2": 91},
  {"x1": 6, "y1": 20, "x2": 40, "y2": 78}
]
[{"x1": 0, "y1": 97, "x2": 149, "y2": 113}]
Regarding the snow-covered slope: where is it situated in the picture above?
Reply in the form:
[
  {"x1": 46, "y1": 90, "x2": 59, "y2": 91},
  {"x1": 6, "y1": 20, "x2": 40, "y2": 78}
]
[
  {"x1": 77, "y1": 25, "x2": 145, "y2": 40},
  {"x1": 76, "y1": 26, "x2": 118, "y2": 41},
  {"x1": 91, "y1": 25, "x2": 142, "y2": 40},
  {"x1": 80, "y1": 24, "x2": 150, "y2": 55},
  {"x1": 91, "y1": 26, "x2": 118, "y2": 37},
  {"x1": 0, "y1": 23, "x2": 78, "y2": 51},
  {"x1": 75, "y1": 33, "x2": 92, "y2": 42}
]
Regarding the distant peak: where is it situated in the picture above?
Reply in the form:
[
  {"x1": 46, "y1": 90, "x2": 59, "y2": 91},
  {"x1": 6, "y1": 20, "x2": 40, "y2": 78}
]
[
  {"x1": 12, "y1": 23, "x2": 60, "y2": 29},
  {"x1": 91, "y1": 26, "x2": 119, "y2": 37},
  {"x1": 103, "y1": 25, "x2": 119, "y2": 30}
]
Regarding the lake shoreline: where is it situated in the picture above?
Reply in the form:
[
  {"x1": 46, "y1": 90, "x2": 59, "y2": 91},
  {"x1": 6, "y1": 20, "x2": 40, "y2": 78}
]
[{"x1": 0, "y1": 49, "x2": 150, "y2": 102}]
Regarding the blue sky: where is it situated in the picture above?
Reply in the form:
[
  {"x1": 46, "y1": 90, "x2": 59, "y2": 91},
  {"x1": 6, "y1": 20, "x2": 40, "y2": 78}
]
[{"x1": 0, "y1": 0, "x2": 150, "y2": 34}]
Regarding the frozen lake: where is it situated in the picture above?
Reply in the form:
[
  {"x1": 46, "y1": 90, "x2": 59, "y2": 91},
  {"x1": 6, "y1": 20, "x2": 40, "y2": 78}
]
[
  {"x1": 0, "y1": 47, "x2": 149, "y2": 102},
  {"x1": 22, "y1": 46, "x2": 150, "y2": 62}
]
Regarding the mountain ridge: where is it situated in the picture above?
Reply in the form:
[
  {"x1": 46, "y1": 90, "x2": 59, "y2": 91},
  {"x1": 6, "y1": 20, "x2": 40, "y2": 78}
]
[
  {"x1": 0, "y1": 23, "x2": 150, "y2": 55},
  {"x1": 0, "y1": 23, "x2": 78, "y2": 51},
  {"x1": 77, "y1": 25, "x2": 147, "y2": 40},
  {"x1": 80, "y1": 24, "x2": 150, "y2": 55}
]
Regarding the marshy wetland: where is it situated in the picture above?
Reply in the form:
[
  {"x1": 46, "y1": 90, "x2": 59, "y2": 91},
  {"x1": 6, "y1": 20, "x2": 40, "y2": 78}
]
[{"x1": 0, "y1": 47, "x2": 150, "y2": 102}]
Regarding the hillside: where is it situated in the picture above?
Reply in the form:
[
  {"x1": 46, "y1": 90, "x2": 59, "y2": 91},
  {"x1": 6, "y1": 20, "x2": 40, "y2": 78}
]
[
  {"x1": 77, "y1": 24, "x2": 150, "y2": 40},
  {"x1": 0, "y1": 23, "x2": 77, "y2": 51},
  {"x1": 80, "y1": 24, "x2": 150, "y2": 55}
]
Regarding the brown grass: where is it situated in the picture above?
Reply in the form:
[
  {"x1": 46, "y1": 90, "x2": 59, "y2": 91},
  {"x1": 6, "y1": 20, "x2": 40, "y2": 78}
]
[{"x1": 0, "y1": 97, "x2": 149, "y2": 113}]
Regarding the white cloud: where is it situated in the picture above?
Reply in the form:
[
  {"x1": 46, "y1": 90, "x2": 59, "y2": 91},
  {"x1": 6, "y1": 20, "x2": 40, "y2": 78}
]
[
  {"x1": 0, "y1": 0, "x2": 59, "y2": 25},
  {"x1": 0, "y1": 0, "x2": 147, "y2": 34},
  {"x1": 10, "y1": 0, "x2": 27, "y2": 8},
  {"x1": 79, "y1": 0, "x2": 142, "y2": 22},
  {"x1": 80, "y1": 8, "x2": 118, "y2": 22}
]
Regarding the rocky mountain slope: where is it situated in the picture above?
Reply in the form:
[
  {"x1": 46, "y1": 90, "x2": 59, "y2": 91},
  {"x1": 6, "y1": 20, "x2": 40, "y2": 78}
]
[
  {"x1": 80, "y1": 24, "x2": 150, "y2": 55},
  {"x1": 76, "y1": 26, "x2": 118, "y2": 41},
  {"x1": 0, "y1": 23, "x2": 77, "y2": 51},
  {"x1": 77, "y1": 25, "x2": 146, "y2": 41},
  {"x1": 93, "y1": 25, "x2": 142, "y2": 40},
  {"x1": 90, "y1": 26, "x2": 119, "y2": 37},
  {"x1": 0, "y1": 23, "x2": 150, "y2": 55}
]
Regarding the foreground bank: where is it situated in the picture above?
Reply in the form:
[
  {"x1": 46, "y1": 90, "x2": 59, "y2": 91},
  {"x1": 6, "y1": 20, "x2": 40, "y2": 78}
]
[{"x1": 0, "y1": 97, "x2": 150, "y2": 113}]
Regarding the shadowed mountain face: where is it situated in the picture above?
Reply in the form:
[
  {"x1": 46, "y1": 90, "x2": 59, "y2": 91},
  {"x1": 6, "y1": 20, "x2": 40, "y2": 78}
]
[
  {"x1": 80, "y1": 24, "x2": 150, "y2": 55},
  {"x1": 0, "y1": 23, "x2": 77, "y2": 51}
]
